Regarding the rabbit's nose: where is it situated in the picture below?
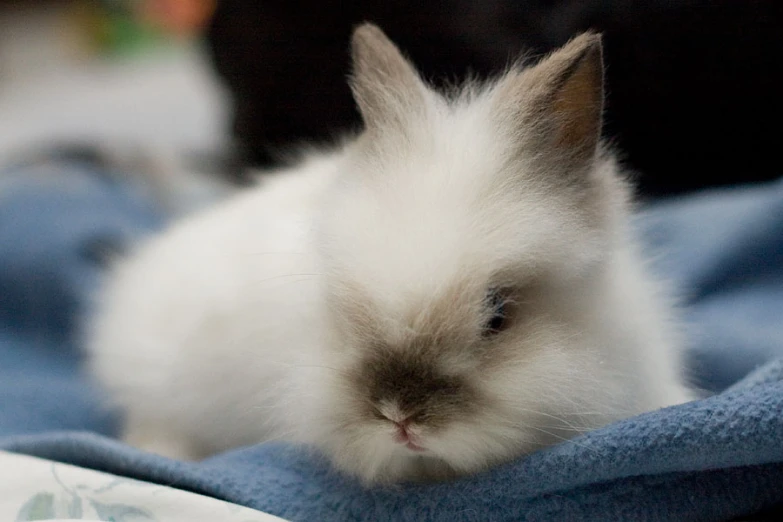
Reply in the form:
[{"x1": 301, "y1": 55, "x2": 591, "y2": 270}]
[
  {"x1": 392, "y1": 419, "x2": 410, "y2": 440},
  {"x1": 387, "y1": 416, "x2": 427, "y2": 451},
  {"x1": 390, "y1": 416, "x2": 412, "y2": 438}
]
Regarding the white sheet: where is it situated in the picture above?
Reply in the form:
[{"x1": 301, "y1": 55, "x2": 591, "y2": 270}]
[{"x1": 0, "y1": 450, "x2": 289, "y2": 522}]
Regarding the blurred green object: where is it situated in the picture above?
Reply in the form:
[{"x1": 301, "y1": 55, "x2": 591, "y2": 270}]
[{"x1": 74, "y1": 0, "x2": 166, "y2": 57}]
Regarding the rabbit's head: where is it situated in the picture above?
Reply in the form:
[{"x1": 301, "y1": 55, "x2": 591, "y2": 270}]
[{"x1": 308, "y1": 24, "x2": 628, "y2": 485}]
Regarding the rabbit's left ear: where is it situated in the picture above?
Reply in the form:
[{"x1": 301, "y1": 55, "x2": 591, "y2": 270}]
[
  {"x1": 349, "y1": 23, "x2": 429, "y2": 135},
  {"x1": 495, "y1": 32, "x2": 605, "y2": 172}
]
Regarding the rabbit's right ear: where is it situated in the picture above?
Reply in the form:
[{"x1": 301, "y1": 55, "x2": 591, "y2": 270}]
[{"x1": 349, "y1": 23, "x2": 428, "y2": 135}]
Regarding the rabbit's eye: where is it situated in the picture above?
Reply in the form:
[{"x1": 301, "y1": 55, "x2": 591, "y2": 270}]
[{"x1": 483, "y1": 288, "x2": 510, "y2": 337}]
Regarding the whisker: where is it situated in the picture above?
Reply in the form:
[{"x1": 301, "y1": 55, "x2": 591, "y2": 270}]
[
  {"x1": 492, "y1": 396, "x2": 626, "y2": 418},
  {"x1": 513, "y1": 407, "x2": 604, "y2": 432},
  {"x1": 532, "y1": 424, "x2": 592, "y2": 433},
  {"x1": 525, "y1": 425, "x2": 601, "y2": 454}
]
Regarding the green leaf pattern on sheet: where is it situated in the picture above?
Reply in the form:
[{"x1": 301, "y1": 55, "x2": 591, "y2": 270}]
[
  {"x1": 3, "y1": 451, "x2": 285, "y2": 522},
  {"x1": 15, "y1": 487, "x2": 155, "y2": 521},
  {"x1": 15, "y1": 493, "x2": 55, "y2": 521},
  {"x1": 90, "y1": 501, "x2": 155, "y2": 521},
  {"x1": 14, "y1": 460, "x2": 156, "y2": 521}
]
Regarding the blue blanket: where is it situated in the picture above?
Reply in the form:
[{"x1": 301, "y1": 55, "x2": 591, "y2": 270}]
[{"x1": 2, "y1": 162, "x2": 782, "y2": 521}]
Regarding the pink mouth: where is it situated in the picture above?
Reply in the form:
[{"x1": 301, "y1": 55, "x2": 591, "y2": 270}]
[{"x1": 393, "y1": 427, "x2": 427, "y2": 451}]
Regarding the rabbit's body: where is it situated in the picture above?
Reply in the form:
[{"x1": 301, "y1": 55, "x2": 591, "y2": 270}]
[
  {"x1": 89, "y1": 153, "x2": 340, "y2": 458},
  {"x1": 87, "y1": 25, "x2": 691, "y2": 484}
]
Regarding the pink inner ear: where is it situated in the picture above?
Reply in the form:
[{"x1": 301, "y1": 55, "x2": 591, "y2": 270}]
[
  {"x1": 491, "y1": 33, "x2": 604, "y2": 160},
  {"x1": 551, "y1": 50, "x2": 603, "y2": 151}
]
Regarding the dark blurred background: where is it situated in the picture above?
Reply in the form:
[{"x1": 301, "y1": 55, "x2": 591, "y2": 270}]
[{"x1": 205, "y1": 0, "x2": 783, "y2": 199}]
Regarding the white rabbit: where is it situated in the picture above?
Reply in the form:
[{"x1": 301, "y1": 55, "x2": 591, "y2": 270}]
[{"x1": 86, "y1": 24, "x2": 692, "y2": 485}]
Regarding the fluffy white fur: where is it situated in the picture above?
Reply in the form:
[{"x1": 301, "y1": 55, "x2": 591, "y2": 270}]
[{"x1": 86, "y1": 24, "x2": 691, "y2": 485}]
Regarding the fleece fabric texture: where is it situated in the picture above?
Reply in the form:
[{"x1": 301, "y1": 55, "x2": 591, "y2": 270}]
[{"x1": 1, "y1": 161, "x2": 782, "y2": 521}]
